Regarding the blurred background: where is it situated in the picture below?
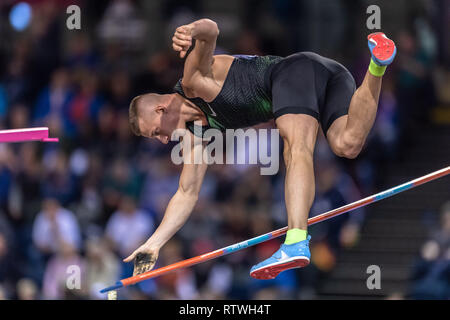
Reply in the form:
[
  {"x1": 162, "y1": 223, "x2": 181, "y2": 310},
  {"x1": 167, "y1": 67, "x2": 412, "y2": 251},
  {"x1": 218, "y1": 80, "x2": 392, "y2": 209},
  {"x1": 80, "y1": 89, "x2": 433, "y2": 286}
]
[{"x1": 0, "y1": 0, "x2": 449, "y2": 300}]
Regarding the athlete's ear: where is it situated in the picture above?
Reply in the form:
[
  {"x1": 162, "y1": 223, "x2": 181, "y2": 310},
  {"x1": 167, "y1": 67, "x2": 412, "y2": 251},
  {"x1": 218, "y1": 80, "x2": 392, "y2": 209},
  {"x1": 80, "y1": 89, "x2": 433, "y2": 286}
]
[{"x1": 155, "y1": 105, "x2": 166, "y2": 114}]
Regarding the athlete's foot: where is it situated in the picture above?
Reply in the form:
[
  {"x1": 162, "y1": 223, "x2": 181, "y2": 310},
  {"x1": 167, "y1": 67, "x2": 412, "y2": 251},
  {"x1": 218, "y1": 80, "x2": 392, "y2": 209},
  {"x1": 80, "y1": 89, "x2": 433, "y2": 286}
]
[
  {"x1": 250, "y1": 235, "x2": 311, "y2": 280},
  {"x1": 368, "y1": 32, "x2": 397, "y2": 66}
]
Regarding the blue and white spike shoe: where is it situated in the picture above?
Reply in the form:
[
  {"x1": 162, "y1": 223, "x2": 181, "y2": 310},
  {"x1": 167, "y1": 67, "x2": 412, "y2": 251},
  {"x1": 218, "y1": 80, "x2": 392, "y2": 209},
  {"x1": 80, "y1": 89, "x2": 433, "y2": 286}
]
[{"x1": 250, "y1": 235, "x2": 311, "y2": 280}]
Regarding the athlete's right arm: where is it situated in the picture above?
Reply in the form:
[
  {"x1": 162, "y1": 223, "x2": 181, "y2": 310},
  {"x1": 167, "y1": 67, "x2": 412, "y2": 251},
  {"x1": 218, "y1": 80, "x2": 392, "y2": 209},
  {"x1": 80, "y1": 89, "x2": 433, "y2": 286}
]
[
  {"x1": 123, "y1": 139, "x2": 208, "y2": 276},
  {"x1": 172, "y1": 19, "x2": 220, "y2": 100}
]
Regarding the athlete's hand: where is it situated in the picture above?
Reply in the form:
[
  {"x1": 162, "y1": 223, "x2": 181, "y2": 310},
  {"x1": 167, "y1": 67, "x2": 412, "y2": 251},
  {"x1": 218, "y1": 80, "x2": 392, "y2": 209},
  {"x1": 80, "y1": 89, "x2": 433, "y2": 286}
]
[
  {"x1": 123, "y1": 243, "x2": 159, "y2": 276},
  {"x1": 172, "y1": 25, "x2": 193, "y2": 58}
]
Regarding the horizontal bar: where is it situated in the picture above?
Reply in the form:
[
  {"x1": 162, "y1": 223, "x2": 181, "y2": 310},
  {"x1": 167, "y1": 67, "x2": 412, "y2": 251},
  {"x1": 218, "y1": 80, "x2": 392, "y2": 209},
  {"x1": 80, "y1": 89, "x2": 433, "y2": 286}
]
[{"x1": 0, "y1": 127, "x2": 59, "y2": 143}]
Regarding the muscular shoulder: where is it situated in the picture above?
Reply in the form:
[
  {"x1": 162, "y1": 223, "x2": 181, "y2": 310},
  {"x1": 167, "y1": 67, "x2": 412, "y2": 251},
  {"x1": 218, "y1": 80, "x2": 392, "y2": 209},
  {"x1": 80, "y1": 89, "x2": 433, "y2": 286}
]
[
  {"x1": 211, "y1": 54, "x2": 235, "y2": 79},
  {"x1": 182, "y1": 54, "x2": 235, "y2": 102}
]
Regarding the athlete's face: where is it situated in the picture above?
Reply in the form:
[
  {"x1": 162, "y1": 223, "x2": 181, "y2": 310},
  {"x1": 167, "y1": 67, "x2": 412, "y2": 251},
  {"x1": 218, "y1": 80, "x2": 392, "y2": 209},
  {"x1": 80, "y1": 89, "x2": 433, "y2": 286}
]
[{"x1": 138, "y1": 101, "x2": 181, "y2": 144}]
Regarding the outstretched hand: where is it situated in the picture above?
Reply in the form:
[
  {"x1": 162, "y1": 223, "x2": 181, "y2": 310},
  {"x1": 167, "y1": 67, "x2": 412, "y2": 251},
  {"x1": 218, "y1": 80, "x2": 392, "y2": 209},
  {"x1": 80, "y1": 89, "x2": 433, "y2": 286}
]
[
  {"x1": 123, "y1": 243, "x2": 159, "y2": 276},
  {"x1": 172, "y1": 25, "x2": 194, "y2": 58}
]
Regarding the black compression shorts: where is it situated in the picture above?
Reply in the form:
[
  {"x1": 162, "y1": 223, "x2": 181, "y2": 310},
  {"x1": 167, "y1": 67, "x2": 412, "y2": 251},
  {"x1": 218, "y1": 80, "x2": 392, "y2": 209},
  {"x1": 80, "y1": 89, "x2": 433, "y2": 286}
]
[{"x1": 268, "y1": 52, "x2": 356, "y2": 135}]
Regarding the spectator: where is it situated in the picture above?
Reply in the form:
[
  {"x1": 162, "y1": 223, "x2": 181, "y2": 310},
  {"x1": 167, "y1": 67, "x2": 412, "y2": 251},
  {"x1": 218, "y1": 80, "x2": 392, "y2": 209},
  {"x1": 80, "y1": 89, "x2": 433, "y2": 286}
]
[
  {"x1": 105, "y1": 195, "x2": 154, "y2": 259},
  {"x1": 84, "y1": 237, "x2": 120, "y2": 299},
  {"x1": 102, "y1": 157, "x2": 141, "y2": 216},
  {"x1": 0, "y1": 84, "x2": 8, "y2": 123},
  {"x1": 2, "y1": 39, "x2": 31, "y2": 105},
  {"x1": 41, "y1": 150, "x2": 77, "y2": 205},
  {"x1": 0, "y1": 215, "x2": 20, "y2": 297},
  {"x1": 409, "y1": 201, "x2": 450, "y2": 299},
  {"x1": 33, "y1": 68, "x2": 75, "y2": 138},
  {"x1": 32, "y1": 198, "x2": 82, "y2": 255},
  {"x1": 16, "y1": 278, "x2": 39, "y2": 300},
  {"x1": 42, "y1": 241, "x2": 85, "y2": 299},
  {"x1": 66, "y1": 71, "x2": 104, "y2": 139}
]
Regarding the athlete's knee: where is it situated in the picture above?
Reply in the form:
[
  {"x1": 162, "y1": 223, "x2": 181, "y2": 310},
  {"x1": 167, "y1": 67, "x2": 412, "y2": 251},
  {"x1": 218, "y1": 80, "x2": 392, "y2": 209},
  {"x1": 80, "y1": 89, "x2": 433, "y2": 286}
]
[
  {"x1": 284, "y1": 142, "x2": 314, "y2": 158},
  {"x1": 332, "y1": 132, "x2": 364, "y2": 159},
  {"x1": 283, "y1": 141, "x2": 314, "y2": 168}
]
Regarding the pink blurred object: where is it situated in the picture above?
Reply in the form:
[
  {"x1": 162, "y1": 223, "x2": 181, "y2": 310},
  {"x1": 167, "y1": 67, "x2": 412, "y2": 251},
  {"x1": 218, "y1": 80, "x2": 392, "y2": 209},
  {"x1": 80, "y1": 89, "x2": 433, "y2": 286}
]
[{"x1": 0, "y1": 127, "x2": 59, "y2": 143}]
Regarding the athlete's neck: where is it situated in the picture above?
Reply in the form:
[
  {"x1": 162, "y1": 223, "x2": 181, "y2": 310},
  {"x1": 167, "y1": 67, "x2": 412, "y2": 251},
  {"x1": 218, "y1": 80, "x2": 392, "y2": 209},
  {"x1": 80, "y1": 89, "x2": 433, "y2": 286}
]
[{"x1": 173, "y1": 93, "x2": 208, "y2": 125}]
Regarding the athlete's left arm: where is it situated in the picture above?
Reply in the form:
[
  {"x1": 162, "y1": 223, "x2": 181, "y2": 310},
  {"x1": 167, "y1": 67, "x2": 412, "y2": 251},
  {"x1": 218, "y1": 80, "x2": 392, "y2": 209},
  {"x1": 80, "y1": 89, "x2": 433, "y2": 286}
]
[{"x1": 172, "y1": 19, "x2": 219, "y2": 91}]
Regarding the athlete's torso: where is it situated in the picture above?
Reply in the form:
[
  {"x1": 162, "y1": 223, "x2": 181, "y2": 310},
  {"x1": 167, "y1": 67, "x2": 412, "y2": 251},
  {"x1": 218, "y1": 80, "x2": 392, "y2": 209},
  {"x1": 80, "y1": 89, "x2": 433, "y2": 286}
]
[{"x1": 173, "y1": 54, "x2": 283, "y2": 135}]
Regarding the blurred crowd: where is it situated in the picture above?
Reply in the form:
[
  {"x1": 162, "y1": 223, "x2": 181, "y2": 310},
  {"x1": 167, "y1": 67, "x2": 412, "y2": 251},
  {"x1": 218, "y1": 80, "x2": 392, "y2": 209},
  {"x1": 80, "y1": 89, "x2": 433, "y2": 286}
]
[
  {"x1": 409, "y1": 201, "x2": 450, "y2": 299},
  {"x1": 0, "y1": 0, "x2": 448, "y2": 299}
]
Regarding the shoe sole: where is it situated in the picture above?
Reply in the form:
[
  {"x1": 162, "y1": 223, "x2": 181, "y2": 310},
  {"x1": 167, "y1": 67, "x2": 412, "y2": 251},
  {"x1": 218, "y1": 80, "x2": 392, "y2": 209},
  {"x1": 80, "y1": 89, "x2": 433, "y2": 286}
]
[
  {"x1": 368, "y1": 32, "x2": 396, "y2": 62},
  {"x1": 250, "y1": 256, "x2": 310, "y2": 280}
]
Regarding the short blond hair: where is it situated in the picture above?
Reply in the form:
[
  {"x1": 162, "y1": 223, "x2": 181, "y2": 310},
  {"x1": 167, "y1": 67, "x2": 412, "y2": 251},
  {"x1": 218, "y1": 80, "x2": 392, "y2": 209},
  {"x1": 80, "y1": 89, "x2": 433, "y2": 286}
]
[{"x1": 129, "y1": 95, "x2": 142, "y2": 136}]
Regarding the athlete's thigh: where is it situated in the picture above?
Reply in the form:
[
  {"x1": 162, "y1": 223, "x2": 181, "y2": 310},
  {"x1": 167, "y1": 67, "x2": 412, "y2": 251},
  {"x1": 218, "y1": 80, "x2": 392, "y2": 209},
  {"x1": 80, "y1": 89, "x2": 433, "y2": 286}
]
[
  {"x1": 275, "y1": 113, "x2": 319, "y2": 154},
  {"x1": 271, "y1": 53, "x2": 321, "y2": 123},
  {"x1": 321, "y1": 69, "x2": 355, "y2": 152},
  {"x1": 321, "y1": 70, "x2": 356, "y2": 137}
]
